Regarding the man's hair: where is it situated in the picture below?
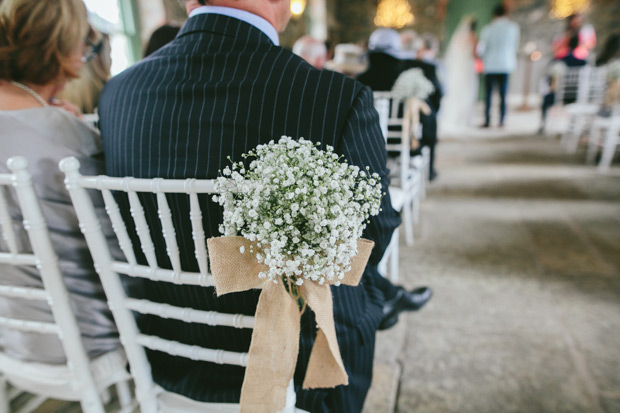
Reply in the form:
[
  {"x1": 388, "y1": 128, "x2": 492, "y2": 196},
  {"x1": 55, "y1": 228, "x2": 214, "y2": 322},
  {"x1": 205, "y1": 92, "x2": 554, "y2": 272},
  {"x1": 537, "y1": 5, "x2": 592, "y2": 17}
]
[
  {"x1": 493, "y1": 4, "x2": 506, "y2": 17},
  {"x1": 0, "y1": 0, "x2": 89, "y2": 84}
]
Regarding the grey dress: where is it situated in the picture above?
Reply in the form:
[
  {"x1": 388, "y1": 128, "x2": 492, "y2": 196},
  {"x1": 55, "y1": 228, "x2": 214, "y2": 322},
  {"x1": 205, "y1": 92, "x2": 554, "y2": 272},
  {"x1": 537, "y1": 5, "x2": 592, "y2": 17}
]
[{"x1": 0, "y1": 107, "x2": 119, "y2": 364}]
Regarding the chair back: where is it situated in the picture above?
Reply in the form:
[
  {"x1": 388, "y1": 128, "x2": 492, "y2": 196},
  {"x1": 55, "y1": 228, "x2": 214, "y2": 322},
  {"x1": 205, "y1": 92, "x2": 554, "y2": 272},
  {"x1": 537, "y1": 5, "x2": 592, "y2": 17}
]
[
  {"x1": 59, "y1": 157, "x2": 297, "y2": 413},
  {"x1": 556, "y1": 66, "x2": 607, "y2": 106},
  {"x1": 0, "y1": 157, "x2": 108, "y2": 413}
]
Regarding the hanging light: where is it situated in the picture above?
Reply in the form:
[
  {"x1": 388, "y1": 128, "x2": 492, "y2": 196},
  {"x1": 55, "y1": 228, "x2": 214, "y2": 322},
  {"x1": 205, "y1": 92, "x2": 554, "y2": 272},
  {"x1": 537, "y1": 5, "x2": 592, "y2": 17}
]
[
  {"x1": 549, "y1": 0, "x2": 590, "y2": 19},
  {"x1": 291, "y1": 0, "x2": 306, "y2": 18},
  {"x1": 375, "y1": 0, "x2": 414, "y2": 29}
]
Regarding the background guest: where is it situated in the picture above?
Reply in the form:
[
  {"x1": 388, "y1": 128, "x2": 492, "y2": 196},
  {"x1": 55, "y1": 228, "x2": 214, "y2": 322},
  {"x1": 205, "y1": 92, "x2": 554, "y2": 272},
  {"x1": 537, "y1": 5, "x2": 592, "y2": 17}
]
[
  {"x1": 0, "y1": 0, "x2": 119, "y2": 364},
  {"x1": 552, "y1": 12, "x2": 596, "y2": 61},
  {"x1": 401, "y1": 33, "x2": 444, "y2": 181},
  {"x1": 57, "y1": 26, "x2": 111, "y2": 114},
  {"x1": 478, "y1": 4, "x2": 520, "y2": 128},
  {"x1": 440, "y1": 17, "x2": 479, "y2": 132},
  {"x1": 292, "y1": 35, "x2": 327, "y2": 69},
  {"x1": 144, "y1": 24, "x2": 181, "y2": 58},
  {"x1": 356, "y1": 28, "x2": 404, "y2": 91}
]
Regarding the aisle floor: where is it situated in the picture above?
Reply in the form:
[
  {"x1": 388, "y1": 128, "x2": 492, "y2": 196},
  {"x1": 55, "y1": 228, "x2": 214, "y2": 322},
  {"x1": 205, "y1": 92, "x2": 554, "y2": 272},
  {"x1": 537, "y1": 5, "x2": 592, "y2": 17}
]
[{"x1": 364, "y1": 111, "x2": 620, "y2": 413}]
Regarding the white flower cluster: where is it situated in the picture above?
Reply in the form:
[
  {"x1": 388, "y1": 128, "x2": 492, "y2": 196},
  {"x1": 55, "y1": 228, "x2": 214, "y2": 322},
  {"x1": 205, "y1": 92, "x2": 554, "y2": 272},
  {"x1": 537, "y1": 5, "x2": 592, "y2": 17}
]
[
  {"x1": 391, "y1": 68, "x2": 435, "y2": 102},
  {"x1": 607, "y1": 60, "x2": 620, "y2": 81},
  {"x1": 213, "y1": 136, "x2": 383, "y2": 286}
]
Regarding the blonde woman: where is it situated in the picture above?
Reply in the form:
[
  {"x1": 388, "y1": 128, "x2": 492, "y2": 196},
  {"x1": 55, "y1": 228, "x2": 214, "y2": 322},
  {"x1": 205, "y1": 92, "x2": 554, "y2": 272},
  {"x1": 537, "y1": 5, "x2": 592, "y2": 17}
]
[
  {"x1": 0, "y1": 0, "x2": 119, "y2": 363},
  {"x1": 57, "y1": 26, "x2": 111, "y2": 114}
]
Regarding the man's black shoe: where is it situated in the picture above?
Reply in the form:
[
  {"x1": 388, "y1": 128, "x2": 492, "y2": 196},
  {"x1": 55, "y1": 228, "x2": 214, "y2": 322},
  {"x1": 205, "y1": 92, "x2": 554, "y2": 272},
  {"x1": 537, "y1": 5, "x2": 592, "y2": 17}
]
[
  {"x1": 429, "y1": 170, "x2": 438, "y2": 181},
  {"x1": 378, "y1": 286, "x2": 432, "y2": 331}
]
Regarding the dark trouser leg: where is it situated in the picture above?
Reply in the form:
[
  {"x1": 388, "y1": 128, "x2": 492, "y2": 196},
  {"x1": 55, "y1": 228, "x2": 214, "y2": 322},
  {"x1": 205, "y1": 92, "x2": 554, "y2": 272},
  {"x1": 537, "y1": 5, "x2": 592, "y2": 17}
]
[
  {"x1": 484, "y1": 74, "x2": 494, "y2": 126},
  {"x1": 498, "y1": 73, "x2": 509, "y2": 125},
  {"x1": 420, "y1": 112, "x2": 438, "y2": 175},
  {"x1": 373, "y1": 268, "x2": 400, "y2": 300},
  {"x1": 541, "y1": 93, "x2": 555, "y2": 124}
]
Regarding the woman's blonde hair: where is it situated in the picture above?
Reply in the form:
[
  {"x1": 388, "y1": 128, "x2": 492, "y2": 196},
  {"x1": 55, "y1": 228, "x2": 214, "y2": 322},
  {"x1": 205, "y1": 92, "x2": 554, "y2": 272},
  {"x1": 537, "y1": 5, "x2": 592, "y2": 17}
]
[
  {"x1": 57, "y1": 27, "x2": 111, "y2": 113},
  {"x1": 0, "y1": 0, "x2": 89, "y2": 84}
]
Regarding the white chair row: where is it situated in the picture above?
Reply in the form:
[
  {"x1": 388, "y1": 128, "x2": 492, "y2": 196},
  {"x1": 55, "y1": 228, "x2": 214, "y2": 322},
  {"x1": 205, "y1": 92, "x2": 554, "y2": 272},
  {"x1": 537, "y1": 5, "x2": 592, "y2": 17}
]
[
  {"x1": 0, "y1": 158, "x2": 133, "y2": 413},
  {"x1": 0, "y1": 156, "x2": 304, "y2": 412},
  {"x1": 374, "y1": 92, "x2": 430, "y2": 282},
  {"x1": 544, "y1": 66, "x2": 603, "y2": 139},
  {"x1": 60, "y1": 157, "x2": 304, "y2": 413},
  {"x1": 558, "y1": 66, "x2": 608, "y2": 153},
  {"x1": 585, "y1": 105, "x2": 620, "y2": 172}
]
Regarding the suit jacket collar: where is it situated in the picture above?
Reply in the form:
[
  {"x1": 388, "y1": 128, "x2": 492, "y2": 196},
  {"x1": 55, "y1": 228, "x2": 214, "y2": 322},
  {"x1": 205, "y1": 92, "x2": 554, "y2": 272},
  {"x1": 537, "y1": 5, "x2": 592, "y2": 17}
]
[{"x1": 177, "y1": 13, "x2": 275, "y2": 46}]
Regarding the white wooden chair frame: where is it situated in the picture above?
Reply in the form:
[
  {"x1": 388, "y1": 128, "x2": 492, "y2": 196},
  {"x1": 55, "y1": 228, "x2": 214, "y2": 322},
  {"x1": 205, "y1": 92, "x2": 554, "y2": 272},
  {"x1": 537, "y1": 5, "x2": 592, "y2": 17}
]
[
  {"x1": 374, "y1": 92, "x2": 423, "y2": 242},
  {"x1": 374, "y1": 93, "x2": 426, "y2": 282},
  {"x1": 585, "y1": 105, "x2": 620, "y2": 172},
  {"x1": 59, "y1": 157, "x2": 301, "y2": 413},
  {"x1": 559, "y1": 66, "x2": 608, "y2": 153},
  {"x1": 0, "y1": 157, "x2": 132, "y2": 413}
]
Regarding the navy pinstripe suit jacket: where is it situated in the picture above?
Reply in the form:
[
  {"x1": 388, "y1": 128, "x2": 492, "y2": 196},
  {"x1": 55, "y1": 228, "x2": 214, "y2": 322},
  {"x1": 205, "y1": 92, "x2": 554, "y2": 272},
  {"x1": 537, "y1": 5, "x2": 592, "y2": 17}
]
[{"x1": 98, "y1": 13, "x2": 400, "y2": 412}]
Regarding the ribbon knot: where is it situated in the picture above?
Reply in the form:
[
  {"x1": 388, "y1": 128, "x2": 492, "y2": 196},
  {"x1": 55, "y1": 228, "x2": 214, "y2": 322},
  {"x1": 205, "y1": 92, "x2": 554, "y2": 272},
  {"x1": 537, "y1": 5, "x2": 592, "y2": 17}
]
[{"x1": 207, "y1": 236, "x2": 374, "y2": 413}]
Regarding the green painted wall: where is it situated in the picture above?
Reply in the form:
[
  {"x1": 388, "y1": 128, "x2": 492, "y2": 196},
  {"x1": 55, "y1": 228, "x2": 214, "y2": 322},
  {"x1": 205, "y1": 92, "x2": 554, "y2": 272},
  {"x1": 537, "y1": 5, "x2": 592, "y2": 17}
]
[{"x1": 443, "y1": 0, "x2": 497, "y2": 51}]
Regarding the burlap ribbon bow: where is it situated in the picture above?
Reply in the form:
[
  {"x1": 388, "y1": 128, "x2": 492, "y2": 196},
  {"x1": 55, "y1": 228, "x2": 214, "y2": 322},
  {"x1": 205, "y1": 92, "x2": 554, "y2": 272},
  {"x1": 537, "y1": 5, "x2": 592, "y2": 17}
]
[{"x1": 207, "y1": 236, "x2": 374, "y2": 413}]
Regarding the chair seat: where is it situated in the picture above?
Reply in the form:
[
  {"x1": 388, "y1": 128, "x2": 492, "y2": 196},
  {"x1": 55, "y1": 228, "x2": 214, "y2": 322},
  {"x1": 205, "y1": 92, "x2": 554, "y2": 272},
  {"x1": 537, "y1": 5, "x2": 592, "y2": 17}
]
[
  {"x1": 565, "y1": 103, "x2": 599, "y2": 115},
  {"x1": 388, "y1": 187, "x2": 405, "y2": 212},
  {"x1": 0, "y1": 349, "x2": 129, "y2": 401},
  {"x1": 155, "y1": 380, "x2": 308, "y2": 413}
]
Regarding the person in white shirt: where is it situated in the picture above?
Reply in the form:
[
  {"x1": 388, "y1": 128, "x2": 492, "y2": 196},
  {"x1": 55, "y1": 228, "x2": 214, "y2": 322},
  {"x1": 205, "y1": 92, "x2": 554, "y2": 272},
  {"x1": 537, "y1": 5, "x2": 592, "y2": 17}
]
[{"x1": 477, "y1": 4, "x2": 520, "y2": 127}]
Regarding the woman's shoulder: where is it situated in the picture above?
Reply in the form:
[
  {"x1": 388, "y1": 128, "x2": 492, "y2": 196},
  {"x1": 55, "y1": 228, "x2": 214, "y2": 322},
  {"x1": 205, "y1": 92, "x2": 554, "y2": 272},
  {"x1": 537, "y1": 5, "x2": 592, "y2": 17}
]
[{"x1": 0, "y1": 107, "x2": 102, "y2": 156}]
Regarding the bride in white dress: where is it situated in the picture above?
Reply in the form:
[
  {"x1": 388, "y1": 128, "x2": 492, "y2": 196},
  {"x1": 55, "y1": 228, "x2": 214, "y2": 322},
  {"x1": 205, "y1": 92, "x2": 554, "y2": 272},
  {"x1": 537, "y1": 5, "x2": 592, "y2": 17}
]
[{"x1": 440, "y1": 17, "x2": 479, "y2": 132}]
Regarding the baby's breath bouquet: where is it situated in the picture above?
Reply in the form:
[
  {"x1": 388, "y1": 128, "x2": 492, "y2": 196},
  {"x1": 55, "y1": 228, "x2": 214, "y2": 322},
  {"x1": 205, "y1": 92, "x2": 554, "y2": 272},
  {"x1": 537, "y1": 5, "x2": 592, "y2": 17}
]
[
  {"x1": 391, "y1": 68, "x2": 435, "y2": 101},
  {"x1": 213, "y1": 136, "x2": 382, "y2": 288}
]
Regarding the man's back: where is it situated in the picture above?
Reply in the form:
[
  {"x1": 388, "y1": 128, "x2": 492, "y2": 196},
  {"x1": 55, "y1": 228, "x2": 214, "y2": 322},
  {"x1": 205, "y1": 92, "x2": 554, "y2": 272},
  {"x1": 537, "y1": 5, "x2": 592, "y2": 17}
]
[
  {"x1": 99, "y1": 12, "x2": 399, "y2": 412},
  {"x1": 479, "y1": 17, "x2": 520, "y2": 74}
]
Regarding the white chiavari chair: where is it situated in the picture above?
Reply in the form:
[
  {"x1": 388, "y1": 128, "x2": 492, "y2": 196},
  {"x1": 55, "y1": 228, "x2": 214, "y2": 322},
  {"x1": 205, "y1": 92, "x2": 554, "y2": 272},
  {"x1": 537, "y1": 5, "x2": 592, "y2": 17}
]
[
  {"x1": 374, "y1": 92, "x2": 423, "y2": 245},
  {"x1": 560, "y1": 66, "x2": 608, "y2": 153},
  {"x1": 59, "y1": 157, "x2": 303, "y2": 413},
  {"x1": 0, "y1": 157, "x2": 133, "y2": 413},
  {"x1": 585, "y1": 105, "x2": 620, "y2": 172}
]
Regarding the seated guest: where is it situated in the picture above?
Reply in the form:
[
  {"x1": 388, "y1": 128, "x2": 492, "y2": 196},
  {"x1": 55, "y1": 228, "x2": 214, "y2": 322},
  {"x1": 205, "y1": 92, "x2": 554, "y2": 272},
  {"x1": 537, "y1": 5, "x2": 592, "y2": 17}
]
[
  {"x1": 144, "y1": 24, "x2": 181, "y2": 58},
  {"x1": 57, "y1": 26, "x2": 111, "y2": 114},
  {"x1": 324, "y1": 43, "x2": 367, "y2": 77},
  {"x1": 357, "y1": 28, "x2": 443, "y2": 181},
  {"x1": 0, "y1": 0, "x2": 119, "y2": 363},
  {"x1": 401, "y1": 35, "x2": 443, "y2": 181},
  {"x1": 293, "y1": 35, "x2": 327, "y2": 69},
  {"x1": 98, "y1": 0, "x2": 427, "y2": 410},
  {"x1": 540, "y1": 34, "x2": 587, "y2": 132},
  {"x1": 356, "y1": 28, "x2": 404, "y2": 91}
]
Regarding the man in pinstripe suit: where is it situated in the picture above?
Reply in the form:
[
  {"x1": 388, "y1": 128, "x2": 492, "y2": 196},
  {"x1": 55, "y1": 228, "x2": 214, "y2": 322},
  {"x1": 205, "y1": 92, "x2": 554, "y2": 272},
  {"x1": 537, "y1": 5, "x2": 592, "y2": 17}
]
[{"x1": 98, "y1": 1, "x2": 402, "y2": 411}]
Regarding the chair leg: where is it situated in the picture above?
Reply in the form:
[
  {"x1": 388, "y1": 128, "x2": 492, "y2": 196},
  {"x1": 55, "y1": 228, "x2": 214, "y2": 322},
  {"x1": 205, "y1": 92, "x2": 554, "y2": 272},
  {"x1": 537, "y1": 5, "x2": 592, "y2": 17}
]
[
  {"x1": 0, "y1": 376, "x2": 9, "y2": 413},
  {"x1": 402, "y1": 201, "x2": 414, "y2": 247},
  {"x1": 567, "y1": 116, "x2": 585, "y2": 153},
  {"x1": 585, "y1": 126, "x2": 602, "y2": 164},
  {"x1": 115, "y1": 380, "x2": 133, "y2": 409},
  {"x1": 413, "y1": 193, "x2": 420, "y2": 226},
  {"x1": 598, "y1": 129, "x2": 619, "y2": 173},
  {"x1": 389, "y1": 228, "x2": 399, "y2": 283}
]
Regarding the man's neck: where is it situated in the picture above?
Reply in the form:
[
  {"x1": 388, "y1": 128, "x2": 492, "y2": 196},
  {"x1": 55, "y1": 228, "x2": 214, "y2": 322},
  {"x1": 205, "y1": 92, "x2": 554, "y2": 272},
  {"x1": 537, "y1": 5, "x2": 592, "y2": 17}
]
[{"x1": 188, "y1": 5, "x2": 280, "y2": 45}]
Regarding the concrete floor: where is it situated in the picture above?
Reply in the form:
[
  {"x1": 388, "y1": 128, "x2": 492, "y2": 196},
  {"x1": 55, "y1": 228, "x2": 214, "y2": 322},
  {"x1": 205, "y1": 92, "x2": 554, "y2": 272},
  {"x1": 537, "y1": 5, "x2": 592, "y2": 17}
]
[{"x1": 364, "y1": 116, "x2": 620, "y2": 413}]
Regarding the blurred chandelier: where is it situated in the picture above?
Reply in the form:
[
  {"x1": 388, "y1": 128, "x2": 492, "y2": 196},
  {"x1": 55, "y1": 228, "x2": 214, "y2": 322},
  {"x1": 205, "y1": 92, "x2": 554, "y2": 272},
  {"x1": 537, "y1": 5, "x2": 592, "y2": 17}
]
[
  {"x1": 291, "y1": 0, "x2": 306, "y2": 17},
  {"x1": 375, "y1": 0, "x2": 414, "y2": 28},
  {"x1": 549, "y1": 0, "x2": 590, "y2": 19}
]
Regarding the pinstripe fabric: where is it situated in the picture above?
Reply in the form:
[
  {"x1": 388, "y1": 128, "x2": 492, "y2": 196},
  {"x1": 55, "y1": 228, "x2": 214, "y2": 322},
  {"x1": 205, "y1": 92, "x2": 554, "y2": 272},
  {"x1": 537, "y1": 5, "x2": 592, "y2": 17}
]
[{"x1": 98, "y1": 14, "x2": 400, "y2": 413}]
